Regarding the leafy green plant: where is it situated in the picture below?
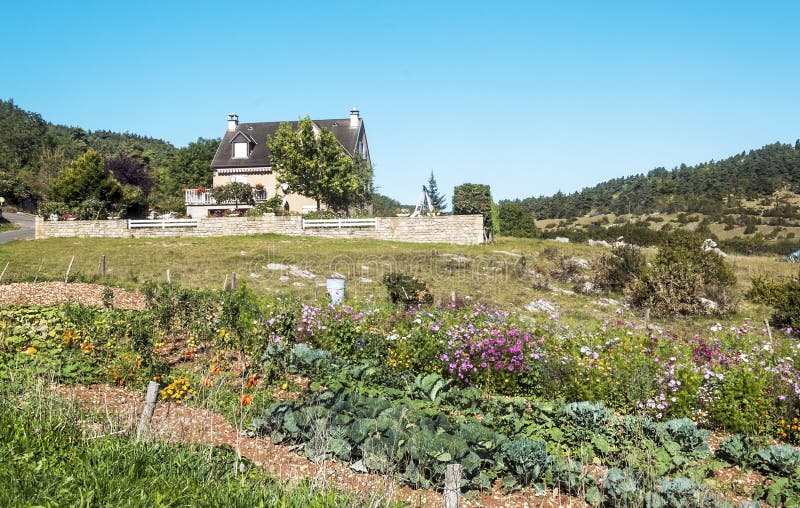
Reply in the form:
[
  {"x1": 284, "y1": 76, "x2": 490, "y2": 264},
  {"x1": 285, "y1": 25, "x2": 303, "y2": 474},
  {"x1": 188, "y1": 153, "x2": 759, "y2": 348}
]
[
  {"x1": 757, "y1": 444, "x2": 800, "y2": 477},
  {"x1": 382, "y1": 272, "x2": 433, "y2": 306},
  {"x1": 657, "y1": 477, "x2": 720, "y2": 508},
  {"x1": 562, "y1": 401, "x2": 613, "y2": 432},
  {"x1": 716, "y1": 434, "x2": 759, "y2": 468},
  {"x1": 503, "y1": 437, "x2": 549, "y2": 486},
  {"x1": 602, "y1": 467, "x2": 640, "y2": 507},
  {"x1": 660, "y1": 418, "x2": 710, "y2": 457}
]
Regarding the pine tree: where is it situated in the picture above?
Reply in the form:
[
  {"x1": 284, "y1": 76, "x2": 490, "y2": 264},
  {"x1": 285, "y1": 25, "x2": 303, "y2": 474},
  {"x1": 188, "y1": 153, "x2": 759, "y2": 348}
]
[{"x1": 425, "y1": 171, "x2": 447, "y2": 211}]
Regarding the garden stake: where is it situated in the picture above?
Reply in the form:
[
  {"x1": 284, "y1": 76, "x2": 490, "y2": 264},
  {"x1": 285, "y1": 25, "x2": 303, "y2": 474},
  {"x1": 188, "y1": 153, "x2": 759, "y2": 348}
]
[
  {"x1": 136, "y1": 381, "x2": 160, "y2": 442},
  {"x1": 0, "y1": 261, "x2": 8, "y2": 283},
  {"x1": 765, "y1": 319, "x2": 773, "y2": 341},
  {"x1": 65, "y1": 255, "x2": 75, "y2": 283},
  {"x1": 33, "y1": 257, "x2": 44, "y2": 282}
]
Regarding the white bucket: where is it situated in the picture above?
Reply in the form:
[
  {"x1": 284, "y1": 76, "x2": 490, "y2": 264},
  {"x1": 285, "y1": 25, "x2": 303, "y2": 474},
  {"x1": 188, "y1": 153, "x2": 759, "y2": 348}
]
[{"x1": 326, "y1": 278, "x2": 345, "y2": 305}]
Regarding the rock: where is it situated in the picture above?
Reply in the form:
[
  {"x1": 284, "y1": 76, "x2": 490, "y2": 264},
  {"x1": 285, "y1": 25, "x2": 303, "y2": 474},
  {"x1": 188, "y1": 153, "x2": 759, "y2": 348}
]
[
  {"x1": 279, "y1": 275, "x2": 289, "y2": 282},
  {"x1": 589, "y1": 239, "x2": 611, "y2": 248},
  {"x1": 553, "y1": 236, "x2": 569, "y2": 243},
  {"x1": 266, "y1": 263, "x2": 288, "y2": 270},
  {"x1": 699, "y1": 298, "x2": 718, "y2": 312},
  {"x1": 572, "y1": 257, "x2": 590, "y2": 269},
  {"x1": 289, "y1": 265, "x2": 316, "y2": 279},
  {"x1": 359, "y1": 277, "x2": 373, "y2": 283},
  {"x1": 525, "y1": 299, "x2": 557, "y2": 313}
]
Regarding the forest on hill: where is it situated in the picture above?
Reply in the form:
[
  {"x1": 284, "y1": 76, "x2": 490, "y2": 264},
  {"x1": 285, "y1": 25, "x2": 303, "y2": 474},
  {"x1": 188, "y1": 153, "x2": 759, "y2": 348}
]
[
  {"x1": 0, "y1": 99, "x2": 404, "y2": 217},
  {"x1": 514, "y1": 142, "x2": 800, "y2": 219},
  {"x1": 0, "y1": 98, "x2": 218, "y2": 213}
]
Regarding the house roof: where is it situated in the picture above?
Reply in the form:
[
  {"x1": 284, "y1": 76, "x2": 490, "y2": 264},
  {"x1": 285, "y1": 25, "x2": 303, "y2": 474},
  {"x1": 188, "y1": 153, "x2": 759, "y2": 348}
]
[{"x1": 212, "y1": 118, "x2": 363, "y2": 169}]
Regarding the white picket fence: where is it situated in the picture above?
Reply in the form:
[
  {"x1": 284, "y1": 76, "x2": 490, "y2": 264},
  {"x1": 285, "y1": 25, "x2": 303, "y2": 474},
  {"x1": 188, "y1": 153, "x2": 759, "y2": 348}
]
[
  {"x1": 128, "y1": 219, "x2": 199, "y2": 229},
  {"x1": 302, "y1": 218, "x2": 377, "y2": 229}
]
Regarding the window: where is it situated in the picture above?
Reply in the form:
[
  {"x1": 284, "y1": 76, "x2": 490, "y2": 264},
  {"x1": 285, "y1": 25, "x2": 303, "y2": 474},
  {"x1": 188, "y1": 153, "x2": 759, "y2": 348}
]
[
  {"x1": 231, "y1": 175, "x2": 248, "y2": 184},
  {"x1": 233, "y1": 142, "x2": 248, "y2": 158}
]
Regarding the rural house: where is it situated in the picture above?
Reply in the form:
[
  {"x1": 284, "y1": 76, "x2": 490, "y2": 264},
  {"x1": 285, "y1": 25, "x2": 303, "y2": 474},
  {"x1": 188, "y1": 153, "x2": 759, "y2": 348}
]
[{"x1": 185, "y1": 109, "x2": 371, "y2": 218}]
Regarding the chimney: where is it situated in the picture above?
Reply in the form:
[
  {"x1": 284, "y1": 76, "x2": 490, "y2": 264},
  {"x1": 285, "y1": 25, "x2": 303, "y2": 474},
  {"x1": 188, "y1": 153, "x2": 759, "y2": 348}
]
[
  {"x1": 227, "y1": 113, "x2": 239, "y2": 131},
  {"x1": 349, "y1": 108, "x2": 360, "y2": 127}
]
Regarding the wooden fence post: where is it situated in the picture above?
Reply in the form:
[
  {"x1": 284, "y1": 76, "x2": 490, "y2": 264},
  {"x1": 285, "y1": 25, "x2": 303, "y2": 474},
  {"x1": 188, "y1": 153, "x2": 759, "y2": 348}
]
[
  {"x1": 765, "y1": 319, "x2": 773, "y2": 341},
  {"x1": 231, "y1": 272, "x2": 237, "y2": 289},
  {"x1": 644, "y1": 308, "x2": 650, "y2": 329},
  {"x1": 166, "y1": 269, "x2": 171, "y2": 284},
  {"x1": 99, "y1": 255, "x2": 106, "y2": 277},
  {"x1": 442, "y1": 463, "x2": 463, "y2": 508},
  {"x1": 136, "y1": 381, "x2": 160, "y2": 442},
  {"x1": 0, "y1": 261, "x2": 8, "y2": 283}
]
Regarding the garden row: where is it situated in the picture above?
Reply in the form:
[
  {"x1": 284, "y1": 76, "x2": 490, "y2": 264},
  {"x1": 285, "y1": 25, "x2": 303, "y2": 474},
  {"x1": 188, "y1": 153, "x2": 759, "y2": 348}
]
[{"x1": 3, "y1": 282, "x2": 800, "y2": 504}]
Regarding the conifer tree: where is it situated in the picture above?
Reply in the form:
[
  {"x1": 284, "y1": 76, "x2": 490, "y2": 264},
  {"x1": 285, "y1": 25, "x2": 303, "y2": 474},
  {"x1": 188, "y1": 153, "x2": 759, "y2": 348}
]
[{"x1": 425, "y1": 171, "x2": 447, "y2": 211}]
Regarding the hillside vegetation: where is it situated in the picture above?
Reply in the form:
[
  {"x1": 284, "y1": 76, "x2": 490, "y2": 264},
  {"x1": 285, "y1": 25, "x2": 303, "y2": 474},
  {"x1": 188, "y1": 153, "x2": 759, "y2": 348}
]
[{"x1": 517, "y1": 141, "x2": 800, "y2": 219}]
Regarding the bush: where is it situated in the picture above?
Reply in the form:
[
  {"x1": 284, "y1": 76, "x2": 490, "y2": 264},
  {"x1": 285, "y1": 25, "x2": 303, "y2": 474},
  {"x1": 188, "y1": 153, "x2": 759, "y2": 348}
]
[
  {"x1": 382, "y1": 272, "x2": 433, "y2": 306},
  {"x1": 453, "y1": 183, "x2": 497, "y2": 240},
  {"x1": 749, "y1": 275, "x2": 800, "y2": 333},
  {"x1": 630, "y1": 231, "x2": 736, "y2": 316},
  {"x1": 595, "y1": 244, "x2": 646, "y2": 293}
]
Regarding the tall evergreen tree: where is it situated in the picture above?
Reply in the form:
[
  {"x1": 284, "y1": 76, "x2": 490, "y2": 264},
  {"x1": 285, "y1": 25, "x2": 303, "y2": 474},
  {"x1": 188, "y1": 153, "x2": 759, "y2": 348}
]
[{"x1": 425, "y1": 171, "x2": 447, "y2": 211}]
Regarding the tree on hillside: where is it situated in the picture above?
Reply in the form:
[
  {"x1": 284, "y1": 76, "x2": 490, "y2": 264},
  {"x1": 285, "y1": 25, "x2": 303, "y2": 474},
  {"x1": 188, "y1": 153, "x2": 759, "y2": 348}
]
[
  {"x1": 267, "y1": 117, "x2": 371, "y2": 213},
  {"x1": 105, "y1": 152, "x2": 153, "y2": 195},
  {"x1": 498, "y1": 201, "x2": 539, "y2": 238},
  {"x1": 50, "y1": 149, "x2": 122, "y2": 208},
  {"x1": 424, "y1": 171, "x2": 447, "y2": 212}
]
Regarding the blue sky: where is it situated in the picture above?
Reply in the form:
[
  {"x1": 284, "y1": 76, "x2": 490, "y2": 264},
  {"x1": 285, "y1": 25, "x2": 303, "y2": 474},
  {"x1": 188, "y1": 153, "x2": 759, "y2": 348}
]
[{"x1": 2, "y1": 1, "x2": 799, "y2": 205}]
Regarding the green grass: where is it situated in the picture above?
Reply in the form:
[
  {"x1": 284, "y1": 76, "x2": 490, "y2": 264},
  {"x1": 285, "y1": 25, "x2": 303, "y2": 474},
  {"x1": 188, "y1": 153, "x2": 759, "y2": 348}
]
[
  {"x1": 0, "y1": 233, "x2": 797, "y2": 332},
  {"x1": 0, "y1": 372, "x2": 398, "y2": 508},
  {"x1": 0, "y1": 216, "x2": 19, "y2": 233}
]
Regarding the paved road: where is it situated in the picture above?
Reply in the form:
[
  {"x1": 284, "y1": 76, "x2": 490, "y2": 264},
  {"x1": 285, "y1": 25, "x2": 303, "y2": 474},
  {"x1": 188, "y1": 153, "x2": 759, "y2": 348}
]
[{"x1": 0, "y1": 212, "x2": 35, "y2": 243}]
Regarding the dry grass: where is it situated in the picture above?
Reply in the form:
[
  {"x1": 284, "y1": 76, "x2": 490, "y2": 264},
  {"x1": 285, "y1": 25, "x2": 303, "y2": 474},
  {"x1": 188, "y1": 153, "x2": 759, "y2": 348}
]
[{"x1": 0, "y1": 233, "x2": 796, "y2": 332}]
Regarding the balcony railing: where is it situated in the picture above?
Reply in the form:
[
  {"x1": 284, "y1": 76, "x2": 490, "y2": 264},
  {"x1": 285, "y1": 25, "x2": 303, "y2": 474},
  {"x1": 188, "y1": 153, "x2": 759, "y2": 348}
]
[{"x1": 185, "y1": 188, "x2": 270, "y2": 205}]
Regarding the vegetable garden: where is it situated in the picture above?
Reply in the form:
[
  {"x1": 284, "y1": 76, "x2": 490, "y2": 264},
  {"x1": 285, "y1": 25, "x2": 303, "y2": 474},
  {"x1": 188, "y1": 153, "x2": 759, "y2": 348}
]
[{"x1": 3, "y1": 281, "x2": 800, "y2": 505}]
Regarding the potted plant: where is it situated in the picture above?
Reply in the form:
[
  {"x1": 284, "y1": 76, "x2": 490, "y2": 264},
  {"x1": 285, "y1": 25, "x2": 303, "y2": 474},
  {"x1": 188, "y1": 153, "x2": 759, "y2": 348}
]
[
  {"x1": 254, "y1": 183, "x2": 265, "y2": 190},
  {"x1": 196, "y1": 185, "x2": 207, "y2": 194}
]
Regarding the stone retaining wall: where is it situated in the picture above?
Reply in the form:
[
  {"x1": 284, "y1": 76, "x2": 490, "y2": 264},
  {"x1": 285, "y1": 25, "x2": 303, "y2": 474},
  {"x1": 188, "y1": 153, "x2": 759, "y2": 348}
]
[{"x1": 35, "y1": 215, "x2": 484, "y2": 245}]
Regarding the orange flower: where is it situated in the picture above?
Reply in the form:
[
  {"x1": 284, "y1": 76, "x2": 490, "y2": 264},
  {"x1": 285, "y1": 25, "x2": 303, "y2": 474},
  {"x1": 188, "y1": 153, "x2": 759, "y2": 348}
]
[
  {"x1": 202, "y1": 376, "x2": 213, "y2": 388},
  {"x1": 209, "y1": 363, "x2": 220, "y2": 375},
  {"x1": 246, "y1": 376, "x2": 259, "y2": 388},
  {"x1": 25, "y1": 346, "x2": 37, "y2": 355},
  {"x1": 184, "y1": 348, "x2": 195, "y2": 360},
  {"x1": 240, "y1": 394, "x2": 253, "y2": 406}
]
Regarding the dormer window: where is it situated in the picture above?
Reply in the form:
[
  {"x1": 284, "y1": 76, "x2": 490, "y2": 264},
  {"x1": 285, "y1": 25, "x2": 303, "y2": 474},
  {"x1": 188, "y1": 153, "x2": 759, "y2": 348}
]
[{"x1": 233, "y1": 142, "x2": 248, "y2": 158}]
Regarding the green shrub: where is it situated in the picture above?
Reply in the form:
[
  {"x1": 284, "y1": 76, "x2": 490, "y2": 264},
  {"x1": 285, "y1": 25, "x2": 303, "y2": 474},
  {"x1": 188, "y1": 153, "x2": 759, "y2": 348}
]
[
  {"x1": 382, "y1": 272, "x2": 433, "y2": 306},
  {"x1": 36, "y1": 200, "x2": 72, "y2": 219},
  {"x1": 498, "y1": 201, "x2": 539, "y2": 238},
  {"x1": 630, "y1": 230, "x2": 736, "y2": 316},
  {"x1": 595, "y1": 243, "x2": 646, "y2": 293},
  {"x1": 749, "y1": 274, "x2": 800, "y2": 333},
  {"x1": 453, "y1": 183, "x2": 496, "y2": 239}
]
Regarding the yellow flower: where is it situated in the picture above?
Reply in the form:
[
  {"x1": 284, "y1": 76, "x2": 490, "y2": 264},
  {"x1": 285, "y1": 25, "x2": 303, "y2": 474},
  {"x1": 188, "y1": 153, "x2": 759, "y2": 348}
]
[{"x1": 25, "y1": 346, "x2": 37, "y2": 355}]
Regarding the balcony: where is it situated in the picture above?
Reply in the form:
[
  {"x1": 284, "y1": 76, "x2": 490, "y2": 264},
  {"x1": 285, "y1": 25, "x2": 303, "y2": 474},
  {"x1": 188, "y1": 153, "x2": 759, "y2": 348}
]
[{"x1": 185, "y1": 188, "x2": 270, "y2": 205}]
